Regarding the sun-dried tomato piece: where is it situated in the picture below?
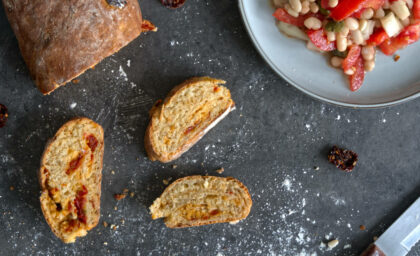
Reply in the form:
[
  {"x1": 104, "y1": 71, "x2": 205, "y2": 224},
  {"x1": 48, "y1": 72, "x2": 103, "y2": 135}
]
[
  {"x1": 86, "y1": 134, "x2": 98, "y2": 152},
  {"x1": 328, "y1": 145, "x2": 358, "y2": 172},
  {"x1": 162, "y1": 0, "x2": 186, "y2": 9},
  {"x1": 141, "y1": 20, "x2": 158, "y2": 32},
  {"x1": 114, "y1": 193, "x2": 126, "y2": 200},
  {"x1": 0, "y1": 104, "x2": 8, "y2": 128},
  {"x1": 184, "y1": 125, "x2": 196, "y2": 134},
  {"x1": 66, "y1": 153, "x2": 84, "y2": 175},
  {"x1": 106, "y1": 0, "x2": 127, "y2": 9},
  {"x1": 74, "y1": 185, "x2": 88, "y2": 224},
  {"x1": 210, "y1": 209, "x2": 220, "y2": 216}
]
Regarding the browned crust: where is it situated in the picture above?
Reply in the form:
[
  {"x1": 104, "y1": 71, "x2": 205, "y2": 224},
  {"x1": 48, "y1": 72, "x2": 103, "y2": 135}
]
[
  {"x1": 152, "y1": 175, "x2": 252, "y2": 228},
  {"x1": 2, "y1": 0, "x2": 143, "y2": 94},
  {"x1": 39, "y1": 117, "x2": 104, "y2": 243},
  {"x1": 144, "y1": 77, "x2": 235, "y2": 163}
]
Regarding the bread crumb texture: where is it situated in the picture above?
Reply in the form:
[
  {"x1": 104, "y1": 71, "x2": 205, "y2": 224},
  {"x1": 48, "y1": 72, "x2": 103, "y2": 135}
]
[
  {"x1": 146, "y1": 77, "x2": 234, "y2": 162},
  {"x1": 39, "y1": 118, "x2": 104, "y2": 243},
  {"x1": 150, "y1": 176, "x2": 252, "y2": 228}
]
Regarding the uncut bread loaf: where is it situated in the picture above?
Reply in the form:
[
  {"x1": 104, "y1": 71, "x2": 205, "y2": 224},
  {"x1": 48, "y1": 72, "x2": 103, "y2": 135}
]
[
  {"x1": 145, "y1": 77, "x2": 235, "y2": 163},
  {"x1": 39, "y1": 118, "x2": 104, "y2": 243},
  {"x1": 2, "y1": 0, "x2": 143, "y2": 94},
  {"x1": 150, "y1": 175, "x2": 252, "y2": 228}
]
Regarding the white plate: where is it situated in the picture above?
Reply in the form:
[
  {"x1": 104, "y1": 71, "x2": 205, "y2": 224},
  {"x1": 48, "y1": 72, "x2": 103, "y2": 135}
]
[{"x1": 239, "y1": 0, "x2": 420, "y2": 108}]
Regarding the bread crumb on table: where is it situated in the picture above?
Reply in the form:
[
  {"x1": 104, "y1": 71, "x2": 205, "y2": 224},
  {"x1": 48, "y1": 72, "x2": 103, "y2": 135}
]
[
  {"x1": 9, "y1": 186, "x2": 14, "y2": 191},
  {"x1": 114, "y1": 193, "x2": 126, "y2": 200},
  {"x1": 359, "y1": 225, "x2": 366, "y2": 231},
  {"x1": 163, "y1": 177, "x2": 173, "y2": 185},
  {"x1": 103, "y1": 221, "x2": 108, "y2": 227},
  {"x1": 215, "y1": 167, "x2": 224, "y2": 174},
  {"x1": 327, "y1": 239, "x2": 339, "y2": 249},
  {"x1": 130, "y1": 192, "x2": 135, "y2": 197}
]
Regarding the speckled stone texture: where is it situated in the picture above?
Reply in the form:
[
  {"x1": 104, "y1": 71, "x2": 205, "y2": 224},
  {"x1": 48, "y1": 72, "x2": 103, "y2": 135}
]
[{"x1": 0, "y1": 1, "x2": 419, "y2": 255}]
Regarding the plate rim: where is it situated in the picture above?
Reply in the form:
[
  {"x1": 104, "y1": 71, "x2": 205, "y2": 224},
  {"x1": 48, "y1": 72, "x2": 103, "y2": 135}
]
[{"x1": 238, "y1": 0, "x2": 420, "y2": 109}]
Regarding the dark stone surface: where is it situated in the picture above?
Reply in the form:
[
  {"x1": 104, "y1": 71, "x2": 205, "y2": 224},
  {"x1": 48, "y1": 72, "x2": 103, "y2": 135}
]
[{"x1": 1, "y1": 0, "x2": 419, "y2": 255}]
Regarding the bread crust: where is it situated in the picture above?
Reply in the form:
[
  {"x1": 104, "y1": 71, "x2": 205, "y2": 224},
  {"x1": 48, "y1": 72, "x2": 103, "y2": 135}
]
[
  {"x1": 2, "y1": 0, "x2": 143, "y2": 94},
  {"x1": 150, "y1": 175, "x2": 252, "y2": 228},
  {"x1": 39, "y1": 117, "x2": 104, "y2": 243},
  {"x1": 144, "y1": 77, "x2": 235, "y2": 163}
]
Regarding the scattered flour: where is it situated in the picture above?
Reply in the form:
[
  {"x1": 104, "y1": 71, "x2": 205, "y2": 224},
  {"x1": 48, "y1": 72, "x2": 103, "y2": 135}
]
[
  {"x1": 127, "y1": 59, "x2": 131, "y2": 67},
  {"x1": 282, "y1": 178, "x2": 292, "y2": 191},
  {"x1": 70, "y1": 102, "x2": 77, "y2": 109},
  {"x1": 119, "y1": 65, "x2": 128, "y2": 81},
  {"x1": 330, "y1": 195, "x2": 346, "y2": 206}
]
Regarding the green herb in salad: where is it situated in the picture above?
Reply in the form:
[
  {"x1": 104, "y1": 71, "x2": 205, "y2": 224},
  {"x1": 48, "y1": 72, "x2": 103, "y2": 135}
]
[
  {"x1": 331, "y1": 49, "x2": 348, "y2": 58},
  {"x1": 325, "y1": 21, "x2": 345, "y2": 33},
  {"x1": 316, "y1": 0, "x2": 331, "y2": 16}
]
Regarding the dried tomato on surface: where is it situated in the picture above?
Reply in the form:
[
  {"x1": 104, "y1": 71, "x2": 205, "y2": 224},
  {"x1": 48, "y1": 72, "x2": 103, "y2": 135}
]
[
  {"x1": 328, "y1": 145, "x2": 358, "y2": 172},
  {"x1": 0, "y1": 103, "x2": 8, "y2": 128},
  {"x1": 161, "y1": 0, "x2": 186, "y2": 9}
]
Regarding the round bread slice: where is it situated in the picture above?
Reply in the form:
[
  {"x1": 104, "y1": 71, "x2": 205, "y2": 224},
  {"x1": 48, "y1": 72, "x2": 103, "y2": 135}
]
[
  {"x1": 144, "y1": 77, "x2": 235, "y2": 163},
  {"x1": 39, "y1": 118, "x2": 104, "y2": 243},
  {"x1": 150, "y1": 176, "x2": 252, "y2": 228}
]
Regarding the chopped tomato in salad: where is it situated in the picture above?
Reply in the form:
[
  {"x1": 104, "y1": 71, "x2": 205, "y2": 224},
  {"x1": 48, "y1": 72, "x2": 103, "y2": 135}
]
[{"x1": 272, "y1": 0, "x2": 420, "y2": 91}]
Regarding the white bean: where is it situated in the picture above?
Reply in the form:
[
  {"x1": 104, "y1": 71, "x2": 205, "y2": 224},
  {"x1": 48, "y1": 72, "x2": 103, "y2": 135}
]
[
  {"x1": 364, "y1": 60, "x2": 375, "y2": 72},
  {"x1": 329, "y1": 0, "x2": 338, "y2": 8},
  {"x1": 374, "y1": 7, "x2": 385, "y2": 19},
  {"x1": 285, "y1": 3, "x2": 299, "y2": 17},
  {"x1": 301, "y1": 0, "x2": 310, "y2": 14},
  {"x1": 304, "y1": 17, "x2": 322, "y2": 30},
  {"x1": 331, "y1": 56, "x2": 343, "y2": 68},
  {"x1": 345, "y1": 18, "x2": 359, "y2": 31},
  {"x1": 310, "y1": 2, "x2": 319, "y2": 13},
  {"x1": 351, "y1": 30, "x2": 364, "y2": 45},
  {"x1": 337, "y1": 35, "x2": 348, "y2": 52},
  {"x1": 327, "y1": 31, "x2": 336, "y2": 42},
  {"x1": 359, "y1": 19, "x2": 368, "y2": 32},
  {"x1": 361, "y1": 46, "x2": 375, "y2": 61},
  {"x1": 289, "y1": 0, "x2": 302, "y2": 13},
  {"x1": 339, "y1": 26, "x2": 350, "y2": 37},
  {"x1": 361, "y1": 8, "x2": 374, "y2": 19},
  {"x1": 344, "y1": 69, "x2": 355, "y2": 75}
]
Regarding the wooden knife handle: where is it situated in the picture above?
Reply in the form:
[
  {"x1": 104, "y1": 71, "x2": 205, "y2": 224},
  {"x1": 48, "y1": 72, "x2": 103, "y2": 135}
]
[{"x1": 360, "y1": 244, "x2": 386, "y2": 256}]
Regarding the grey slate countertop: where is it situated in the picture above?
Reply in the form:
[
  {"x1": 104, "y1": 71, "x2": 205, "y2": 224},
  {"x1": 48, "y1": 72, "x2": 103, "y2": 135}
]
[{"x1": 1, "y1": 0, "x2": 420, "y2": 255}]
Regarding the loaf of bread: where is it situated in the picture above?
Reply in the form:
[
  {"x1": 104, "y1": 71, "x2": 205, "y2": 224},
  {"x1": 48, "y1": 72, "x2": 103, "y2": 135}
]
[
  {"x1": 150, "y1": 176, "x2": 252, "y2": 228},
  {"x1": 145, "y1": 77, "x2": 235, "y2": 163},
  {"x1": 2, "y1": 0, "x2": 144, "y2": 94},
  {"x1": 39, "y1": 118, "x2": 104, "y2": 243}
]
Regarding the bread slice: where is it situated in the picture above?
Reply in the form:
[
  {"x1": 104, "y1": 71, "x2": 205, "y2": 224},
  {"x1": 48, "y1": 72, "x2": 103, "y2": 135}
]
[
  {"x1": 150, "y1": 176, "x2": 252, "y2": 228},
  {"x1": 2, "y1": 0, "x2": 143, "y2": 94},
  {"x1": 145, "y1": 77, "x2": 235, "y2": 163},
  {"x1": 39, "y1": 118, "x2": 104, "y2": 243}
]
